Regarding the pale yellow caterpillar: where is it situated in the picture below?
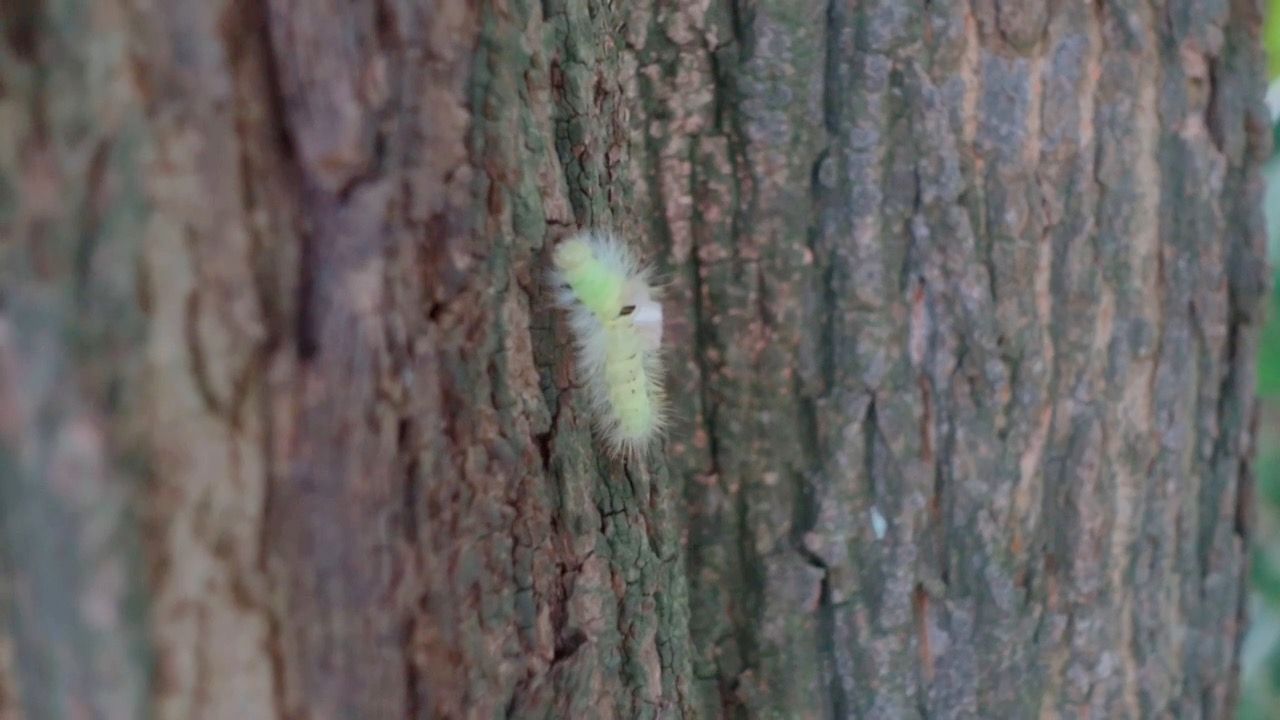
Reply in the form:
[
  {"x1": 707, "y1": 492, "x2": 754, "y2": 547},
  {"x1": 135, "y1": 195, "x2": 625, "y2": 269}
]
[{"x1": 551, "y1": 230, "x2": 666, "y2": 457}]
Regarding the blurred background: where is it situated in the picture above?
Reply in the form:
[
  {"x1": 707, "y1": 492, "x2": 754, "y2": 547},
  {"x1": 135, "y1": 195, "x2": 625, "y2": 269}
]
[{"x1": 1238, "y1": 4, "x2": 1280, "y2": 716}]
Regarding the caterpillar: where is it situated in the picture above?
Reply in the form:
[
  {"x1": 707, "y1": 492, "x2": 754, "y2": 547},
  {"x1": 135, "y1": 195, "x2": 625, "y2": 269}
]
[{"x1": 551, "y1": 230, "x2": 666, "y2": 457}]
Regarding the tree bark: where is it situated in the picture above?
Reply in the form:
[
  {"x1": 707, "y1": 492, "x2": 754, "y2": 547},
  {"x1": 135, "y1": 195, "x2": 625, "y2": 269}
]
[{"x1": 0, "y1": 0, "x2": 1271, "y2": 719}]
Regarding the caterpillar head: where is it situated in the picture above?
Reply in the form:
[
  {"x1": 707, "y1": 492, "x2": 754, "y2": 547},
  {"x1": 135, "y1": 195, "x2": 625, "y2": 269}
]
[
  {"x1": 554, "y1": 237, "x2": 624, "y2": 316},
  {"x1": 553, "y1": 239, "x2": 592, "y2": 273}
]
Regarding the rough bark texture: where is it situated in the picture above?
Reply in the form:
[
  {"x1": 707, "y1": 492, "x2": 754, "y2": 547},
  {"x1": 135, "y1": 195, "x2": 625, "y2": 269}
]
[
  {"x1": 0, "y1": 0, "x2": 152, "y2": 716},
  {"x1": 0, "y1": 0, "x2": 1271, "y2": 719}
]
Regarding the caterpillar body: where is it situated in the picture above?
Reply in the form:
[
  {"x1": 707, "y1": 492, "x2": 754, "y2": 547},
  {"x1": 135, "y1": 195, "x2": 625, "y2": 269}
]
[{"x1": 552, "y1": 231, "x2": 666, "y2": 457}]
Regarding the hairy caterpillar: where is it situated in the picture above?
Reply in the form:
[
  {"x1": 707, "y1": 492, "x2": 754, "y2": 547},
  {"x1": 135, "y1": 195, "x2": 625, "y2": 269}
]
[{"x1": 551, "y1": 231, "x2": 666, "y2": 457}]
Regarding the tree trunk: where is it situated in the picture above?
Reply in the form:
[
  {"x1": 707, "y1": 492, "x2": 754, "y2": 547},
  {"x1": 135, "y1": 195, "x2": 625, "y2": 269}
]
[{"x1": 0, "y1": 0, "x2": 1271, "y2": 718}]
